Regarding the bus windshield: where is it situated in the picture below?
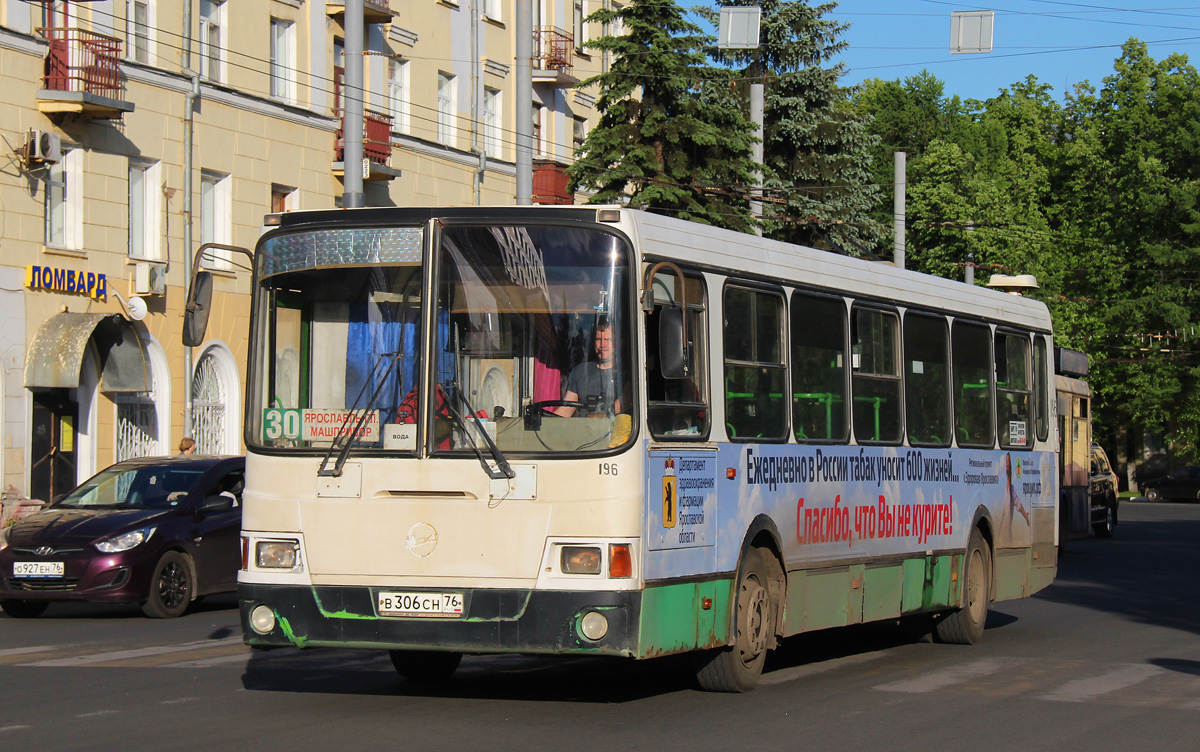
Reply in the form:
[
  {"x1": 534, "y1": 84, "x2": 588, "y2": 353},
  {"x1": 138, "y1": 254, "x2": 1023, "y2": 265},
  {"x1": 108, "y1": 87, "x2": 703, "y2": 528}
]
[{"x1": 247, "y1": 222, "x2": 634, "y2": 456}]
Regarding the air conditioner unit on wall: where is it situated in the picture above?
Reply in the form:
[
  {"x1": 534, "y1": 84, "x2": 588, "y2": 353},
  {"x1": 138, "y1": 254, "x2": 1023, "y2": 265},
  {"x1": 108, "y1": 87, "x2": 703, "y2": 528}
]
[
  {"x1": 26, "y1": 130, "x2": 62, "y2": 164},
  {"x1": 134, "y1": 262, "x2": 167, "y2": 296}
]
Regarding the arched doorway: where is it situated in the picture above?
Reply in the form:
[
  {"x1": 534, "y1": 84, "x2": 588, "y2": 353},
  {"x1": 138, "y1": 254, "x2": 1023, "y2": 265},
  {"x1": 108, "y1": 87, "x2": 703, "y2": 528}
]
[{"x1": 192, "y1": 342, "x2": 241, "y2": 455}]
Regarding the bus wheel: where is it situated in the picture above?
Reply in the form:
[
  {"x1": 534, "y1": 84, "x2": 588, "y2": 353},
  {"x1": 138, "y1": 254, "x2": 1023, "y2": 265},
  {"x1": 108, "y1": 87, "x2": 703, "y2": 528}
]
[
  {"x1": 936, "y1": 528, "x2": 990, "y2": 645},
  {"x1": 695, "y1": 547, "x2": 772, "y2": 692},
  {"x1": 389, "y1": 650, "x2": 462, "y2": 684}
]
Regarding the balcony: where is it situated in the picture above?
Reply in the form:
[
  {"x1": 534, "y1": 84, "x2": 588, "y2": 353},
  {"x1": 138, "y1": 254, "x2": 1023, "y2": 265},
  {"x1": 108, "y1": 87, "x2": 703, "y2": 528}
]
[
  {"x1": 334, "y1": 110, "x2": 401, "y2": 181},
  {"x1": 532, "y1": 27, "x2": 577, "y2": 88},
  {"x1": 533, "y1": 160, "x2": 573, "y2": 205},
  {"x1": 37, "y1": 27, "x2": 134, "y2": 119},
  {"x1": 327, "y1": 0, "x2": 397, "y2": 25}
]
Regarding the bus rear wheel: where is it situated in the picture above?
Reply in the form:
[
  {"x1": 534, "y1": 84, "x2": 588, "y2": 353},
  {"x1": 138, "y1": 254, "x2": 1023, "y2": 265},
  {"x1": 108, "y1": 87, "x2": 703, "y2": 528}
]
[
  {"x1": 389, "y1": 650, "x2": 462, "y2": 684},
  {"x1": 936, "y1": 528, "x2": 990, "y2": 645},
  {"x1": 695, "y1": 547, "x2": 773, "y2": 692}
]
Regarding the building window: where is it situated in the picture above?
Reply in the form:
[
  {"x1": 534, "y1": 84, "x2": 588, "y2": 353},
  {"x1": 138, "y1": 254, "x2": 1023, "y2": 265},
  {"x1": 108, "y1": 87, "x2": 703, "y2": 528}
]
[
  {"x1": 127, "y1": 0, "x2": 151, "y2": 64},
  {"x1": 129, "y1": 160, "x2": 162, "y2": 260},
  {"x1": 574, "y1": 0, "x2": 585, "y2": 51},
  {"x1": 437, "y1": 72, "x2": 457, "y2": 146},
  {"x1": 199, "y1": 0, "x2": 224, "y2": 82},
  {"x1": 44, "y1": 149, "x2": 80, "y2": 250},
  {"x1": 271, "y1": 184, "x2": 296, "y2": 214},
  {"x1": 484, "y1": 0, "x2": 501, "y2": 22},
  {"x1": 270, "y1": 18, "x2": 295, "y2": 102},
  {"x1": 201, "y1": 171, "x2": 232, "y2": 269},
  {"x1": 533, "y1": 104, "x2": 543, "y2": 156},
  {"x1": 573, "y1": 116, "x2": 586, "y2": 154},
  {"x1": 388, "y1": 59, "x2": 410, "y2": 134},
  {"x1": 484, "y1": 87, "x2": 502, "y2": 158}
]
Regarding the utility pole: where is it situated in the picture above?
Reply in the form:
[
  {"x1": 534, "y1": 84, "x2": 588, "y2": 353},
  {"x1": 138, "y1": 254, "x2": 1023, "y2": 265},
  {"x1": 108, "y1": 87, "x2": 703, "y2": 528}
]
[
  {"x1": 515, "y1": 0, "x2": 533, "y2": 204},
  {"x1": 717, "y1": 7, "x2": 762, "y2": 234},
  {"x1": 343, "y1": 0, "x2": 366, "y2": 208},
  {"x1": 893, "y1": 152, "x2": 905, "y2": 269}
]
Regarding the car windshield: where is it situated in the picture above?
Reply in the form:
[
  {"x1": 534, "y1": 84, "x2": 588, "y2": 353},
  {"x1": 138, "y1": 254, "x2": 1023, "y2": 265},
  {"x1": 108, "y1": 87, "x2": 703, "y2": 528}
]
[{"x1": 56, "y1": 465, "x2": 208, "y2": 509}]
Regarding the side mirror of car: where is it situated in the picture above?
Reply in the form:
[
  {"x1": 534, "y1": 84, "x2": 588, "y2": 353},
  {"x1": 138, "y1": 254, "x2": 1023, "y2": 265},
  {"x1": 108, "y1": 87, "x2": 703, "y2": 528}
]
[{"x1": 199, "y1": 494, "x2": 235, "y2": 513}]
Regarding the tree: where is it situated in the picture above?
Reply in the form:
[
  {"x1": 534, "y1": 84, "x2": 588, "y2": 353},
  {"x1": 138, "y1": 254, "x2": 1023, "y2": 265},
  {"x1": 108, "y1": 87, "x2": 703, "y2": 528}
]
[
  {"x1": 702, "y1": 0, "x2": 884, "y2": 252},
  {"x1": 567, "y1": 0, "x2": 758, "y2": 232}
]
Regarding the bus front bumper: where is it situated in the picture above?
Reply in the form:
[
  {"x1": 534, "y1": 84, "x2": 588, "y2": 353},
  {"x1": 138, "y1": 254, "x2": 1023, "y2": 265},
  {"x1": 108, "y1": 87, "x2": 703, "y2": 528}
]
[{"x1": 239, "y1": 583, "x2": 641, "y2": 656}]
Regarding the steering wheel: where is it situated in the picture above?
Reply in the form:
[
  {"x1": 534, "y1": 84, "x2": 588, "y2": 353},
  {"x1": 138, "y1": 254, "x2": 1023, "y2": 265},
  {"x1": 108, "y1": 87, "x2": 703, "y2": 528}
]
[{"x1": 526, "y1": 399, "x2": 587, "y2": 417}]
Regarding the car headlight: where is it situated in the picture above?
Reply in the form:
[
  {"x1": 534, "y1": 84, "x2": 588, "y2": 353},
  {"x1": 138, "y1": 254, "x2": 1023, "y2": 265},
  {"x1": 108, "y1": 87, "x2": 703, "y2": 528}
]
[
  {"x1": 95, "y1": 526, "x2": 156, "y2": 553},
  {"x1": 0, "y1": 525, "x2": 10, "y2": 552}
]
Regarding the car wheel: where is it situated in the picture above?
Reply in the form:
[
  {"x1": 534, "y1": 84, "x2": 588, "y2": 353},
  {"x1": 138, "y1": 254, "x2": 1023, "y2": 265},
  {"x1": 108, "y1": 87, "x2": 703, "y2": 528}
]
[
  {"x1": 1145, "y1": 487, "x2": 1161, "y2": 502},
  {"x1": 0, "y1": 599, "x2": 49, "y2": 618},
  {"x1": 142, "y1": 551, "x2": 194, "y2": 619},
  {"x1": 1094, "y1": 503, "x2": 1116, "y2": 538}
]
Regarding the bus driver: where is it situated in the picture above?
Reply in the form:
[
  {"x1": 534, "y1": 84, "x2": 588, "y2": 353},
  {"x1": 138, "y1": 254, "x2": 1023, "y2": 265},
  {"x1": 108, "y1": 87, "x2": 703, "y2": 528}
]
[{"x1": 553, "y1": 320, "x2": 629, "y2": 417}]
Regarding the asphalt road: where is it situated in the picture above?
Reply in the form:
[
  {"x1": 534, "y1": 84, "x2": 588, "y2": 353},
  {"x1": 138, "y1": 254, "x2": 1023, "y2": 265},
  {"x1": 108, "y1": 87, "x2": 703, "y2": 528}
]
[{"x1": 2, "y1": 500, "x2": 1198, "y2": 751}]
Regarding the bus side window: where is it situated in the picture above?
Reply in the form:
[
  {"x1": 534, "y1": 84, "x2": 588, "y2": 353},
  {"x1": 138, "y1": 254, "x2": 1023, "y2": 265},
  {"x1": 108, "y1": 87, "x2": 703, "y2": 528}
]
[
  {"x1": 723, "y1": 285, "x2": 788, "y2": 441},
  {"x1": 996, "y1": 331, "x2": 1032, "y2": 449},
  {"x1": 851, "y1": 306, "x2": 902, "y2": 444},
  {"x1": 790, "y1": 292, "x2": 849, "y2": 443},
  {"x1": 952, "y1": 320, "x2": 994, "y2": 447},
  {"x1": 904, "y1": 312, "x2": 950, "y2": 446},
  {"x1": 646, "y1": 269, "x2": 709, "y2": 440}
]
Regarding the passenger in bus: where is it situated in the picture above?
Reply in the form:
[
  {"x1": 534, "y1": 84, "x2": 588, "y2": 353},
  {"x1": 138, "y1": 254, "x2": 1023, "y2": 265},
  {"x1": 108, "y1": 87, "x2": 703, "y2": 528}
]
[{"x1": 554, "y1": 319, "x2": 630, "y2": 417}]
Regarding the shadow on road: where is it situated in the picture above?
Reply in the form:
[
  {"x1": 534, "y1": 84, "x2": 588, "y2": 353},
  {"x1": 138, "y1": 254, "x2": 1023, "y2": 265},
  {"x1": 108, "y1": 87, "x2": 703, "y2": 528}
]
[{"x1": 1036, "y1": 503, "x2": 1200, "y2": 638}]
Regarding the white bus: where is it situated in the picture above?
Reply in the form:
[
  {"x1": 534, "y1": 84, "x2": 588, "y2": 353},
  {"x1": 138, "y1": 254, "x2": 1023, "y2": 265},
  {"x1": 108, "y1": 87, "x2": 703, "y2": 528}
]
[{"x1": 184, "y1": 206, "x2": 1059, "y2": 692}]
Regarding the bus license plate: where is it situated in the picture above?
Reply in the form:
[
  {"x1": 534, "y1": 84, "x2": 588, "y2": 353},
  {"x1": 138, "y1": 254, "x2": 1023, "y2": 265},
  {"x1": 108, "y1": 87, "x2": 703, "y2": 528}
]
[
  {"x1": 377, "y1": 592, "x2": 464, "y2": 618},
  {"x1": 13, "y1": 561, "x2": 64, "y2": 578}
]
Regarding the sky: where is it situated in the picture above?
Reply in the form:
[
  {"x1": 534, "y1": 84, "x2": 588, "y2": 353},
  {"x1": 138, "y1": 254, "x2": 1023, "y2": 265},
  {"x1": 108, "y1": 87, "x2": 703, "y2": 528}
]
[{"x1": 824, "y1": 0, "x2": 1200, "y2": 102}]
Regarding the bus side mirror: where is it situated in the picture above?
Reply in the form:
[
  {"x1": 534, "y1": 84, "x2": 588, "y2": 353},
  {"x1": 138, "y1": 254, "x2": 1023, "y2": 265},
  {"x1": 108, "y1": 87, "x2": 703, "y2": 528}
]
[
  {"x1": 658, "y1": 307, "x2": 690, "y2": 379},
  {"x1": 183, "y1": 271, "x2": 214, "y2": 347}
]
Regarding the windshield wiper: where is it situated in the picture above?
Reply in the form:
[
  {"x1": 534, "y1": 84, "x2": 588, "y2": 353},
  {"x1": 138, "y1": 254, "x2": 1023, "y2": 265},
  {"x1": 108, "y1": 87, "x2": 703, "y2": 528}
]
[
  {"x1": 318, "y1": 351, "x2": 404, "y2": 477},
  {"x1": 441, "y1": 382, "x2": 515, "y2": 480}
]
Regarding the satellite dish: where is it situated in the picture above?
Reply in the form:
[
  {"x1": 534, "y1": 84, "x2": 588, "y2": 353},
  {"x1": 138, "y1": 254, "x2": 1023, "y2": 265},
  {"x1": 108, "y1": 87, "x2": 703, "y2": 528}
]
[{"x1": 126, "y1": 296, "x2": 148, "y2": 321}]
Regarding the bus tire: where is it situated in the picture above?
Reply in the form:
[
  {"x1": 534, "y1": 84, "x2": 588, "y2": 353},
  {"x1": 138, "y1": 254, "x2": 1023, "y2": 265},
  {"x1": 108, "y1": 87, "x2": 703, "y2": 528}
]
[
  {"x1": 695, "y1": 547, "x2": 772, "y2": 692},
  {"x1": 389, "y1": 650, "x2": 462, "y2": 684},
  {"x1": 936, "y1": 528, "x2": 990, "y2": 645}
]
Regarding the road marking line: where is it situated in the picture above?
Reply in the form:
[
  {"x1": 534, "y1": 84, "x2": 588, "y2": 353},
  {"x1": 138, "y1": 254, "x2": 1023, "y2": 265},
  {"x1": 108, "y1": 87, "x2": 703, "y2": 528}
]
[
  {"x1": 874, "y1": 657, "x2": 1030, "y2": 693},
  {"x1": 22, "y1": 636, "x2": 245, "y2": 667},
  {"x1": 0, "y1": 726, "x2": 31, "y2": 733},
  {"x1": 0, "y1": 646, "x2": 59, "y2": 658},
  {"x1": 759, "y1": 651, "x2": 889, "y2": 686},
  {"x1": 168, "y1": 652, "x2": 252, "y2": 668},
  {"x1": 1040, "y1": 663, "x2": 1164, "y2": 702}
]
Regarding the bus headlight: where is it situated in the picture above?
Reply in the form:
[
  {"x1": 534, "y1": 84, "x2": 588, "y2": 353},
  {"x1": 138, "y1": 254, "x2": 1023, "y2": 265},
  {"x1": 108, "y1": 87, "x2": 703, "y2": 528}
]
[
  {"x1": 561, "y1": 546, "x2": 602, "y2": 575},
  {"x1": 256, "y1": 540, "x2": 301, "y2": 570}
]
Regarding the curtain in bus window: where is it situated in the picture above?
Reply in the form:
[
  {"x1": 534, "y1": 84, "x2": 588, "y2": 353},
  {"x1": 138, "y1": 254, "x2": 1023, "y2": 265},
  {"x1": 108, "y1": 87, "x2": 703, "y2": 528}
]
[{"x1": 345, "y1": 303, "x2": 417, "y2": 418}]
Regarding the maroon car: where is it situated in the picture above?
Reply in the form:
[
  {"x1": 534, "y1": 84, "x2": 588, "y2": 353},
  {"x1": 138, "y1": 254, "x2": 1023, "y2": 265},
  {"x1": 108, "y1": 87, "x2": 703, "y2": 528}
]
[{"x1": 0, "y1": 455, "x2": 244, "y2": 618}]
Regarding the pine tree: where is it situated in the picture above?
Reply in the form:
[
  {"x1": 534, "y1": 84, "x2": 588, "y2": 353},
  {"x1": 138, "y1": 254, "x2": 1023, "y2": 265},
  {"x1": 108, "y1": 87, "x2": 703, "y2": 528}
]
[
  {"x1": 702, "y1": 0, "x2": 885, "y2": 253},
  {"x1": 567, "y1": 0, "x2": 759, "y2": 232}
]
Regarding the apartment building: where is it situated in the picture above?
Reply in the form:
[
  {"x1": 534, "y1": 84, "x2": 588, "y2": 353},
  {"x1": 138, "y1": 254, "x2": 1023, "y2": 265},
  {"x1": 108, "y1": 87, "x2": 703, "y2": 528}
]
[{"x1": 0, "y1": 0, "x2": 603, "y2": 506}]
